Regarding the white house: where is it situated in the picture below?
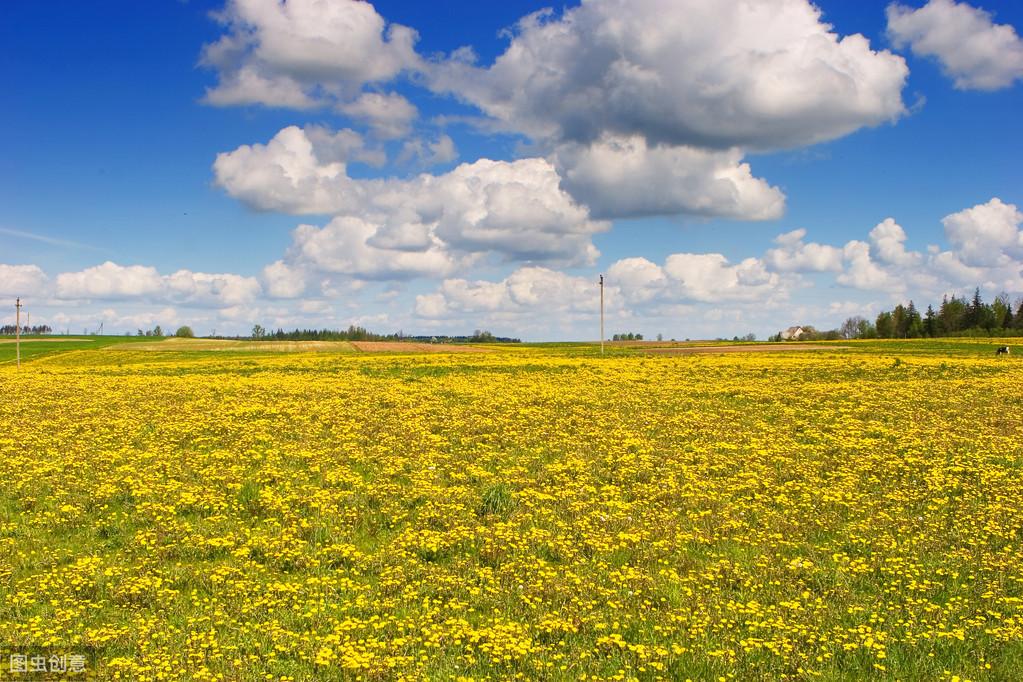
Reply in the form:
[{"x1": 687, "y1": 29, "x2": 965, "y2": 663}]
[{"x1": 780, "y1": 326, "x2": 805, "y2": 341}]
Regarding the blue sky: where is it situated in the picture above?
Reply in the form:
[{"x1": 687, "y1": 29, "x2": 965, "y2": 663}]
[{"x1": 1, "y1": 0, "x2": 1022, "y2": 339}]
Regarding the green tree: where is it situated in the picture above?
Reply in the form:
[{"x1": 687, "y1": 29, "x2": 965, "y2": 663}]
[
  {"x1": 993, "y1": 293, "x2": 1012, "y2": 329},
  {"x1": 964, "y1": 288, "x2": 984, "y2": 329},
  {"x1": 175, "y1": 326, "x2": 195, "y2": 338},
  {"x1": 923, "y1": 305, "x2": 937, "y2": 337},
  {"x1": 876, "y1": 311, "x2": 894, "y2": 338},
  {"x1": 892, "y1": 304, "x2": 908, "y2": 338},
  {"x1": 939, "y1": 295, "x2": 966, "y2": 333},
  {"x1": 978, "y1": 303, "x2": 997, "y2": 332},
  {"x1": 905, "y1": 301, "x2": 923, "y2": 338}
]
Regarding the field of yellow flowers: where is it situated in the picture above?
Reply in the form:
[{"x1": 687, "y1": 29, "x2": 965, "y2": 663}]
[{"x1": 2, "y1": 343, "x2": 1022, "y2": 680}]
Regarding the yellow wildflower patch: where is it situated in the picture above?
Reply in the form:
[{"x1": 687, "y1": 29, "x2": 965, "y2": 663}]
[{"x1": 0, "y1": 344, "x2": 1021, "y2": 679}]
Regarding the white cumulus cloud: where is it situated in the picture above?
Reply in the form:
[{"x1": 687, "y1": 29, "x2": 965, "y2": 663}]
[
  {"x1": 763, "y1": 229, "x2": 845, "y2": 272},
  {"x1": 398, "y1": 134, "x2": 458, "y2": 168},
  {"x1": 941, "y1": 197, "x2": 1023, "y2": 267},
  {"x1": 53, "y1": 262, "x2": 261, "y2": 307},
  {"x1": 203, "y1": 0, "x2": 920, "y2": 226},
  {"x1": 662, "y1": 253, "x2": 781, "y2": 303},
  {"x1": 338, "y1": 91, "x2": 418, "y2": 139},
  {"x1": 212, "y1": 126, "x2": 368, "y2": 214},
  {"x1": 552, "y1": 136, "x2": 785, "y2": 221},
  {"x1": 216, "y1": 127, "x2": 608, "y2": 278},
  {"x1": 55, "y1": 262, "x2": 164, "y2": 300},
  {"x1": 415, "y1": 267, "x2": 610, "y2": 319},
  {"x1": 262, "y1": 260, "x2": 308, "y2": 298},
  {"x1": 164, "y1": 270, "x2": 262, "y2": 307},
  {"x1": 424, "y1": 0, "x2": 906, "y2": 221},
  {"x1": 869, "y1": 218, "x2": 922, "y2": 267},
  {"x1": 0, "y1": 264, "x2": 48, "y2": 296},
  {"x1": 430, "y1": 0, "x2": 908, "y2": 150},
  {"x1": 837, "y1": 240, "x2": 903, "y2": 291},
  {"x1": 287, "y1": 216, "x2": 459, "y2": 281},
  {"x1": 201, "y1": 0, "x2": 420, "y2": 108},
  {"x1": 887, "y1": 0, "x2": 1023, "y2": 90}
]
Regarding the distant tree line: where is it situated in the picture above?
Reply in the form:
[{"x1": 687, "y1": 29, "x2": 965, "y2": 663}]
[
  {"x1": 0, "y1": 325, "x2": 52, "y2": 335},
  {"x1": 239, "y1": 325, "x2": 520, "y2": 343},
  {"x1": 868, "y1": 289, "x2": 1023, "y2": 338},
  {"x1": 612, "y1": 332, "x2": 644, "y2": 341},
  {"x1": 773, "y1": 288, "x2": 1023, "y2": 341}
]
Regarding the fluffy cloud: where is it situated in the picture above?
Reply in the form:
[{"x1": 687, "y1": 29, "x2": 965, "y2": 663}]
[
  {"x1": 201, "y1": 0, "x2": 419, "y2": 108},
  {"x1": 163, "y1": 270, "x2": 262, "y2": 307},
  {"x1": 202, "y1": 0, "x2": 916, "y2": 225},
  {"x1": 837, "y1": 240, "x2": 903, "y2": 291},
  {"x1": 605, "y1": 257, "x2": 668, "y2": 304},
  {"x1": 212, "y1": 126, "x2": 368, "y2": 214},
  {"x1": 287, "y1": 217, "x2": 458, "y2": 281},
  {"x1": 304, "y1": 125, "x2": 386, "y2": 167},
  {"x1": 413, "y1": 158, "x2": 605, "y2": 264},
  {"x1": 661, "y1": 254, "x2": 781, "y2": 303},
  {"x1": 606, "y1": 253, "x2": 786, "y2": 307},
  {"x1": 53, "y1": 261, "x2": 261, "y2": 306},
  {"x1": 763, "y1": 229, "x2": 844, "y2": 273},
  {"x1": 216, "y1": 127, "x2": 608, "y2": 277},
  {"x1": 941, "y1": 197, "x2": 1023, "y2": 266},
  {"x1": 55, "y1": 262, "x2": 164, "y2": 300},
  {"x1": 415, "y1": 267, "x2": 608, "y2": 319},
  {"x1": 398, "y1": 134, "x2": 458, "y2": 167},
  {"x1": 0, "y1": 264, "x2": 48, "y2": 296},
  {"x1": 430, "y1": 0, "x2": 907, "y2": 151},
  {"x1": 201, "y1": 67, "x2": 317, "y2": 109},
  {"x1": 868, "y1": 218, "x2": 922, "y2": 267},
  {"x1": 214, "y1": 129, "x2": 604, "y2": 257},
  {"x1": 929, "y1": 250, "x2": 987, "y2": 285},
  {"x1": 887, "y1": 0, "x2": 1023, "y2": 90},
  {"x1": 338, "y1": 92, "x2": 418, "y2": 139},
  {"x1": 261, "y1": 260, "x2": 308, "y2": 298},
  {"x1": 833, "y1": 218, "x2": 939, "y2": 293},
  {"x1": 552, "y1": 136, "x2": 785, "y2": 220},
  {"x1": 410, "y1": 198, "x2": 1023, "y2": 335},
  {"x1": 921, "y1": 198, "x2": 1023, "y2": 292},
  {"x1": 420, "y1": 0, "x2": 909, "y2": 221},
  {"x1": 416, "y1": 252, "x2": 791, "y2": 337},
  {"x1": 826, "y1": 199, "x2": 1023, "y2": 294},
  {"x1": 17, "y1": 199, "x2": 1023, "y2": 339}
]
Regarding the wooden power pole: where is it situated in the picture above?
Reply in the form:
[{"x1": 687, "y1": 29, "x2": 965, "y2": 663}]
[
  {"x1": 15, "y1": 298, "x2": 22, "y2": 369},
  {"x1": 599, "y1": 275, "x2": 605, "y2": 355}
]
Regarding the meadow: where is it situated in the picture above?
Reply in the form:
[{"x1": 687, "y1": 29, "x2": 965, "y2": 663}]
[{"x1": 1, "y1": 339, "x2": 1022, "y2": 680}]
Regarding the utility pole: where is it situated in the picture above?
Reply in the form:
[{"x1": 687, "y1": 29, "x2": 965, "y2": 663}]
[
  {"x1": 15, "y1": 298, "x2": 22, "y2": 369},
  {"x1": 599, "y1": 274, "x2": 605, "y2": 355}
]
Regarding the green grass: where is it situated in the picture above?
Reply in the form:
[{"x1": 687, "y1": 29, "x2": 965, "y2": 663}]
[{"x1": 0, "y1": 335, "x2": 153, "y2": 364}]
